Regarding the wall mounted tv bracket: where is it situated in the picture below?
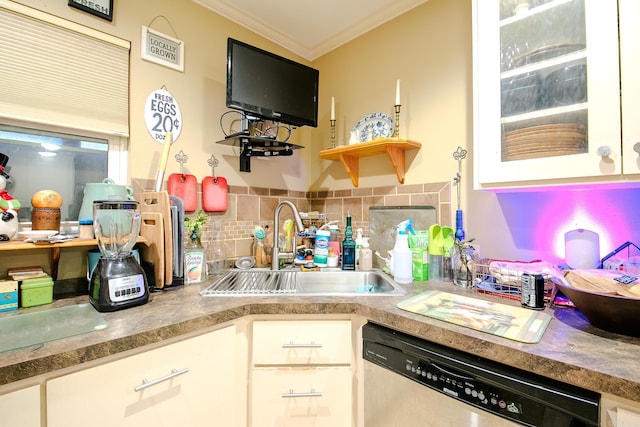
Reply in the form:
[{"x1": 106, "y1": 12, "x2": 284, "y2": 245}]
[{"x1": 216, "y1": 119, "x2": 303, "y2": 172}]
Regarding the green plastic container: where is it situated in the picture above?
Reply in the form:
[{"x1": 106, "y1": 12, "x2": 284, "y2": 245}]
[{"x1": 21, "y1": 276, "x2": 53, "y2": 308}]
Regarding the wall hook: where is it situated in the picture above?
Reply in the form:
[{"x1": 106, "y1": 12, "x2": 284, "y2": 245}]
[
  {"x1": 175, "y1": 150, "x2": 188, "y2": 181},
  {"x1": 208, "y1": 155, "x2": 219, "y2": 183}
]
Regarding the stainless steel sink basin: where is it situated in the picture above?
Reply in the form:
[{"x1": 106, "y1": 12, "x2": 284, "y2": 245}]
[{"x1": 200, "y1": 269, "x2": 407, "y2": 296}]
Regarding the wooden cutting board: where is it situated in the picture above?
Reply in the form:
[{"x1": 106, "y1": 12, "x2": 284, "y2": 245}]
[
  {"x1": 139, "y1": 212, "x2": 165, "y2": 288},
  {"x1": 202, "y1": 176, "x2": 228, "y2": 212},
  {"x1": 136, "y1": 191, "x2": 173, "y2": 287},
  {"x1": 167, "y1": 173, "x2": 197, "y2": 213}
]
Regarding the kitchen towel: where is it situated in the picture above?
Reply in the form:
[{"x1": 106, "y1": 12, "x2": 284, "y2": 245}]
[{"x1": 396, "y1": 290, "x2": 551, "y2": 343}]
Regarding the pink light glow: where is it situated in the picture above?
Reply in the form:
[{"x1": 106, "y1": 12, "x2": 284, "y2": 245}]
[{"x1": 496, "y1": 187, "x2": 640, "y2": 263}]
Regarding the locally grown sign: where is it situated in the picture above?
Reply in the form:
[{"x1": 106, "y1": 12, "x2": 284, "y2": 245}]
[{"x1": 141, "y1": 26, "x2": 184, "y2": 72}]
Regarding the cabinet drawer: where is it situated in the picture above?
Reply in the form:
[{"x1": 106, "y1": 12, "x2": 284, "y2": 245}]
[
  {"x1": 251, "y1": 367, "x2": 352, "y2": 427},
  {"x1": 47, "y1": 326, "x2": 237, "y2": 427},
  {"x1": 253, "y1": 320, "x2": 351, "y2": 365}
]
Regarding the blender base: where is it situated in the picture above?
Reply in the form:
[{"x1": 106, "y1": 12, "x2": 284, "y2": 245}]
[{"x1": 89, "y1": 254, "x2": 149, "y2": 312}]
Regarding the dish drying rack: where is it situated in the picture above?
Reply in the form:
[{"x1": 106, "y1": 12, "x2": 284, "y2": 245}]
[{"x1": 472, "y1": 260, "x2": 557, "y2": 303}]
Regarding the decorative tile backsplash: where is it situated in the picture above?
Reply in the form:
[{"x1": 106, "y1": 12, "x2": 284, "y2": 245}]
[{"x1": 132, "y1": 179, "x2": 452, "y2": 261}]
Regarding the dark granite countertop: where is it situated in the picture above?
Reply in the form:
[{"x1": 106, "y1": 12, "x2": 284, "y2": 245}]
[{"x1": 1, "y1": 277, "x2": 639, "y2": 403}]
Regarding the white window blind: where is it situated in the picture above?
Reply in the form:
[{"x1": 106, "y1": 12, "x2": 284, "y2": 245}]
[{"x1": 0, "y1": 1, "x2": 130, "y2": 136}]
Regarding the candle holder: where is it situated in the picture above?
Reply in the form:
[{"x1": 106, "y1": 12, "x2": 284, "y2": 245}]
[
  {"x1": 330, "y1": 119, "x2": 336, "y2": 148},
  {"x1": 393, "y1": 104, "x2": 401, "y2": 138}
]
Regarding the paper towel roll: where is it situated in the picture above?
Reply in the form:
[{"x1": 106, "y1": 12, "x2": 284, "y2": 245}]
[{"x1": 565, "y1": 229, "x2": 600, "y2": 269}]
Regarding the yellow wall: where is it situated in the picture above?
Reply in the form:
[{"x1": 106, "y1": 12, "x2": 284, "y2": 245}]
[{"x1": 312, "y1": 0, "x2": 472, "y2": 195}]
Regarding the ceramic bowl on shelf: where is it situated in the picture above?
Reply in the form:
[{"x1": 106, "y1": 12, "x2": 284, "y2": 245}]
[
  {"x1": 544, "y1": 63, "x2": 587, "y2": 106},
  {"x1": 501, "y1": 72, "x2": 543, "y2": 116},
  {"x1": 513, "y1": 43, "x2": 586, "y2": 68}
]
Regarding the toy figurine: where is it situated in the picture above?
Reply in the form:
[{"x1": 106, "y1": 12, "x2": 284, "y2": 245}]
[{"x1": 0, "y1": 153, "x2": 21, "y2": 240}]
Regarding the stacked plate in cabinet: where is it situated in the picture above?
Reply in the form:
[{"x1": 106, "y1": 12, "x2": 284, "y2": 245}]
[{"x1": 502, "y1": 123, "x2": 586, "y2": 161}]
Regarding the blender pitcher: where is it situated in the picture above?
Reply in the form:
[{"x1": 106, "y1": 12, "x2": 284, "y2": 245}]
[{"x1": 89, "y1": 200, "x2": 149, "y2": 312}]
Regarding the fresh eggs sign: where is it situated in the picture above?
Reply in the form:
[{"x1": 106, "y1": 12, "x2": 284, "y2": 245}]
[{"x1": 144, "y1": 88, "x2": 182, "y2": 143}]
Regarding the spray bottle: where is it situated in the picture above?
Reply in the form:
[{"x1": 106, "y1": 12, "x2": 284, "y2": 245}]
[{"x1": 392, "y1": 220, "x2": 413, "y2": 284}]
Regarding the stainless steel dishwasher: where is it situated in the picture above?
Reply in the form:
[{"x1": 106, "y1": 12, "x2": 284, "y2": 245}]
[{"x1": 362, "y1": 323, "x2": 599, "y2": 427}]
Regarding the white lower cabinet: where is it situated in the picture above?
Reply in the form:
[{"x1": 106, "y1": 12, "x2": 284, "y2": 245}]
[
  {"x1": 252, "y1": 367, "x2": 352, "y2": 427},
  {"x1": 46, "y1": 325, "x2": 237, "y2": 427},
  {"x1": 601, "y1": 393, "x2": 640, "y2": 427},
  {"x1": 0, "y1": 384, "x2": 41, "y2": 427},
  {"x1": 250, "y1": 320, "x2": 354, "y2": 427}
]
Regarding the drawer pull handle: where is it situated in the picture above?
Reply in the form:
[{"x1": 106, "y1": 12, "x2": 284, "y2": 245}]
[
  {"x1": 282, "y1": 342, "x2": 322, "y2": 348},
  {"x1": 134, "y1": 368, "x2": 190, "y2": 392},
  {"x1": 282, "y1": 388, "x2": 323, "y2": 398}
]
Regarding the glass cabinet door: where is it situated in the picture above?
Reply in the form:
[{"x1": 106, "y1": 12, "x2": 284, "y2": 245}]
[{"x1": 474, "y1": 0, "x2": 621, "y2": 187}]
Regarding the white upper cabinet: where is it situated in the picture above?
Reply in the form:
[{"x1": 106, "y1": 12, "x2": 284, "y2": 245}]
[{"x1": 472, "y1": 0, "x2": 639, "y2": 189}]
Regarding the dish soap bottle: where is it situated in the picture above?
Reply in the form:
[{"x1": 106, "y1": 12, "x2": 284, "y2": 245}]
[
  {"x1": 341, "y1": 212, "x2": 356, "y2": 270},
  {"x1": 359, "y1": 237, "x2": 372, "y2": 271},
  {"x1": 393, "y1": 229, "x2": 413, "y2": 284}
]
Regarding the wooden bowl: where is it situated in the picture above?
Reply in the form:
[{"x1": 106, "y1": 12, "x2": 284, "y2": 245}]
[{"x1": 555, "y1": 280, "x2": 640, "y2": 337}]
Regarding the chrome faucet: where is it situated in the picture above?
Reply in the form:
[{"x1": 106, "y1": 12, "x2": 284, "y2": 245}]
[{"x1": 272, "y1": 200, "x2": 305, "y2": 270}]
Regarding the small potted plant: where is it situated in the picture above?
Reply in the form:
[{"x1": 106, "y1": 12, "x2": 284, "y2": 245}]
[{"x1": 184, "y1": 209, "x2": 207, "y2": 245}]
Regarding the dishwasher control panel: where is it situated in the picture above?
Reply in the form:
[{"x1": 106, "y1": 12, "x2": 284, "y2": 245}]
[
  {"x1": 362, "y1": 323, "x2": 600, "y2": 427},
  {"x1": 401, "y1": 350, "x2": 525, "y2": 418}
]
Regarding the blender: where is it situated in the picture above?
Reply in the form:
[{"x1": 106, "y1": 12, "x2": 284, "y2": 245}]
[{"x1": 89, "y1": 200, "x2": 149, "y2": 312}]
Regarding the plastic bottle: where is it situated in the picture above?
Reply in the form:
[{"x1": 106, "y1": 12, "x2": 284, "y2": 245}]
[
  {"x1": 355, "y1": 228, "x2": 364, "y2": 266},
  {"x1": 359, "y1": 237, "x2": 373, "y2": 271},
  {"x1": 341, "y1": 212, "x2": 356, "y2": 270},
  {"x1": 392, "y1": 230, "x2": 413, "y2": 284},
  {"x1": 429, "y1": 244, "x2": 443, "y2": 281},
  {"x1": 313, "y1": 229, "x2": 330, "y2": 267}
]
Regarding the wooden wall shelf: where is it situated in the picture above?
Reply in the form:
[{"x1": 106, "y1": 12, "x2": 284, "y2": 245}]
[{"x1": 319, "y1": 138, "x2": 421, "y2": 187}]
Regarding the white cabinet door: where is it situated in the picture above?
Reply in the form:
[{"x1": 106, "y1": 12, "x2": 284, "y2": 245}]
[
  {"x1": 601, "y1": 393, "x2": 640, "y2": 427},
  {"x1": 47, "y1": 325, "x2": 237, "y2": 427},
  {"x1": 0, "y1": 385, "x2": 41, "y2": 427},
  {"x1": 619, "y1": 0, "x2": 640, "y2": 177},
  {"x1": 251, "y1": 367, "x2": 352, "y2": 427},
  {"x1": 473, "y1": 0, "x2": 622, "y2": 188}
]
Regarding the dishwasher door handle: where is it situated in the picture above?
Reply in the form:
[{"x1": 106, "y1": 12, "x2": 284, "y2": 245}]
[{"x1": 429, "y1": 362, "x2": 474, "y2": 381}]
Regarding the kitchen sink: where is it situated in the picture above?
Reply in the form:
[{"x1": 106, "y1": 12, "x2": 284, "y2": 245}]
[{"x1": 200, "y1": 269, "x2": 407, "y2": 296}]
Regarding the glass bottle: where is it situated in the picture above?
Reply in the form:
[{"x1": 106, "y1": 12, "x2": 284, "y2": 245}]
[
  {"x1": 206, "y1": 221, "x2": 226, "y2": 275},
  {"x1": 453, "y1": 243, "x2": 479, "y2": 288},
  {"x1": 185, "y1": 232, "x2": 206, "y2": 284},
  {"x1": 341, "y1": 213, "x2": 356, "y2": 270}
]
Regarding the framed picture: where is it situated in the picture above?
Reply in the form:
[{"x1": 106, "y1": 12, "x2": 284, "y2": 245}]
[
  {"x1": 68, "y1": 0, "x2": 114, "y2": 22},
  {"x1": 141, "y1": 26, "x2": 185, "y2": 72}
]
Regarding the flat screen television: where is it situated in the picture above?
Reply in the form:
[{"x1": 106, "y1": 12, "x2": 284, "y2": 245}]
[{"x1": 226, "y1": 38, "x2": 319, "y2": 128}]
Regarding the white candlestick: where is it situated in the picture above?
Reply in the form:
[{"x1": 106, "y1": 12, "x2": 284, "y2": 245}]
[
  {"x1": 395, "y1": 80, "x2": 401, "y2": 105},
  {"x1": 331, "y1": 97, "x2": 335, "y2": 121}
]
